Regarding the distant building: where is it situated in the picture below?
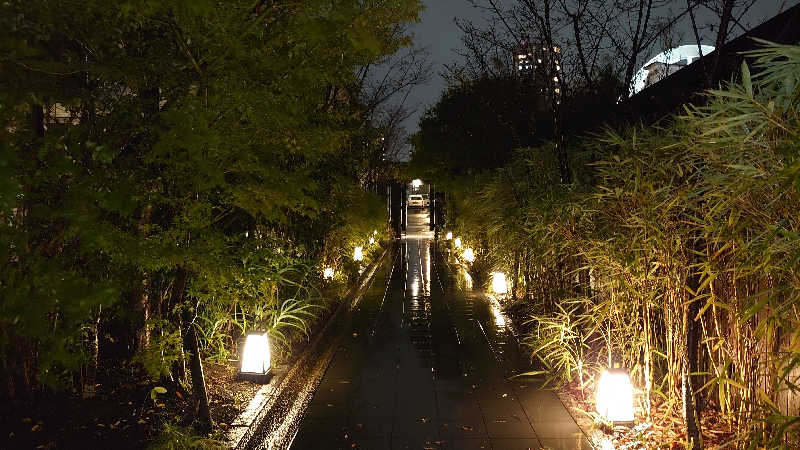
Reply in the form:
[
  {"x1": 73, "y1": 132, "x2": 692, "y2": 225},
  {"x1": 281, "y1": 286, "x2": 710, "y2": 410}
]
[
  {"x1": 513, "y1": 41, "x2": 562, "y2": 98},
  {"x1": 629, "y1": 44, "x2": 715, "y2": 96}
]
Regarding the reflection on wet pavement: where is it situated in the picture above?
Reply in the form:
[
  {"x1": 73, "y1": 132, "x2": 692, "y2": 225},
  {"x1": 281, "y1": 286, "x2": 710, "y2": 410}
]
[{"x1": 289, "y1": 213, "x2": 590, "y2": 449}]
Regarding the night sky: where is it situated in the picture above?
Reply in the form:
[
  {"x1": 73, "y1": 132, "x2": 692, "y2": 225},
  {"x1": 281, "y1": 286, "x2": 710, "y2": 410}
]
[{"x1": 399, "y1": 0, "x2": 799, "y2": 140}]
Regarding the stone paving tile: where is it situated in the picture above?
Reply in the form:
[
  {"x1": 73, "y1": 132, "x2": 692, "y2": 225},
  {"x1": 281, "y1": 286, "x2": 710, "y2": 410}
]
[
  {"x1": 530, "y1": 420, "x2": 585, "y2": 440},
  {"x1": 292, "y1": 219, "x2": 590, "y2": 450},
  {"x1": 537, "y1": 437, "x2": 593, "y2": 449}
]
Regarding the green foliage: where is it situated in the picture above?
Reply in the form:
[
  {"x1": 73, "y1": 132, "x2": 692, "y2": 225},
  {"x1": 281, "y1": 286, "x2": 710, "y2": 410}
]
[
  {"x1": 0, "y1": 0, "x2": 420, "y2": 416},
  {"x1": 149, "y1": 422, "x2": 226, "y2": 450},
  {"x1": 421, "y1": 41, "x2": 800, "y2": 445},
  {"x1": 135, "y1": 326, "x2": 184, "y2": 380}
]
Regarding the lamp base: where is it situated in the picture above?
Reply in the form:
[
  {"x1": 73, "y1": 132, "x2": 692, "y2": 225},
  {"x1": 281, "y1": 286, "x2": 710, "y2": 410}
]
[{"x1": 237, "y1": 369, "x2": 273, "y2": 384}]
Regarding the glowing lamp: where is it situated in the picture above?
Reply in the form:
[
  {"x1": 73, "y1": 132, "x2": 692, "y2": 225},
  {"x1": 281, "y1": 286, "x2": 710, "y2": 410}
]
[
  {"x1": 445, "y1": 231, "x2": 453, "y2": 240},
  {"x1": 323, "y1": 267, "x2": 334, "y2": 280},
  {"x1": 596, "y1": 369, "x2": 635, "y2": 423},
  {"x1": 463, "y1": 247, "x2": 475, "y2": 263},
  {"x1": 412, "y1": 179, "x2": 422, "y2": 188},
  {"x1": 239, "y1": 333, "x2": 271, "y2": 380},
  {"x1": 491, "y1": 272, "x2": 508, "y2": 295},
  {"x1": 454, "y1": 237, "x2": 462, "y2": 249},
  {"x1": 353, "y1": 246, "x2": 363, "y2": 262},
  {"x1": 369, "y1": 237, "x2": 375, "y2": 245}
]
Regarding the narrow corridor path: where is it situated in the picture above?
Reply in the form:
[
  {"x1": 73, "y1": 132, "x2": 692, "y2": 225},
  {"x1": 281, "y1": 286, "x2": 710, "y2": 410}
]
[{"x1": 290, "y1": 213, "x2": 590, "y2": 450}]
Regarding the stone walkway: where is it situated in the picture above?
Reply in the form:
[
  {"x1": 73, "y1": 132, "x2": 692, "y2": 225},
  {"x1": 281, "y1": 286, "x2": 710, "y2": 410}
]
[{"x1": 290, "y1": 213, "x2": 591, "y2": 449}]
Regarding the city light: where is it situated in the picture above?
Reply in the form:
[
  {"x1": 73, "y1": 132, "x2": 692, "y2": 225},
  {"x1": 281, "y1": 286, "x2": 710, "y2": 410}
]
[
  {"x1": 491, "y1": 272, "x2": 508, "y2": 295},
  {"x1": 240, "y1": 333, "x2": 271, "y2": 375},
  {"x1": 354, "y1": 246, "x2": 363, "y2": 261},
  {"x1": 463, "y1": 247, "x2": 475, "y2": 263},
  {"x1": 596, "y1": 369, "x2": 635, "y2": 423}
]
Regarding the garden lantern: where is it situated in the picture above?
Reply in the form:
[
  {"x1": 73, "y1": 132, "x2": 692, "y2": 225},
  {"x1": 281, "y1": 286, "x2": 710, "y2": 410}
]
[
  {"x1": 596, "y1": 369, "x2": 635, "y2": 423},
  {"x1": 491, "y1": 272, "x2": 508, "y2": 295},
  {"x1": 323, "y1": 267, "x2": 334, "y2": 280},
  {"x1": 463, "y1": 247, "x2": 475, "y2": 263},
  {"x1": 239, "y1": 333, "x2": 271, "y2": 380},
  {"x1": 354, "y1": 246, "x2": 363, "y2": 262},
  {"x1": 454, "y1": 237, "x2": 462, "y2": 248}
]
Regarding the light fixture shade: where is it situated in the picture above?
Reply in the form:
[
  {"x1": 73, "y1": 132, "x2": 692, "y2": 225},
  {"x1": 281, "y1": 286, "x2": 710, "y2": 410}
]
[
  {"x1": 445, "y1": 231, "x2": 453, "y2": 240},
  {"x1": 491, "y1": 272, "x2": 508, "y2": 295},
  {"x1": 323, "y1": 267, "x2": 334, "y2": 280},
  {"x1": 240, "y1": 333, "x2": 271, "y2": 375},
  {"x1": 454, "y1": 237, "x2": 462, "y2": 248},
  {"x1": 463, "y1": 247, "x2": 475, "y2": 262},
  {"x1": 354, "y1": 246, "x2": 363, "y2": 261},
  {"x1": 596, "y1": 369, "x2": 635, "y2": 422}
]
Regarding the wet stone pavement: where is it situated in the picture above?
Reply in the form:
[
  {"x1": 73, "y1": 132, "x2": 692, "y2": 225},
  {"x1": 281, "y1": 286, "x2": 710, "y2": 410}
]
[{"x1": 289, "y1": 213, "x2": 591, "y2": 450}]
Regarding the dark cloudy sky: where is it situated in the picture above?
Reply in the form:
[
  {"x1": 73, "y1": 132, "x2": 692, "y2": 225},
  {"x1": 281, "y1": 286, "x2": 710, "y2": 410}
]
[{"x1": 399, "y1": 0, "x2": 798, "y2": 138}]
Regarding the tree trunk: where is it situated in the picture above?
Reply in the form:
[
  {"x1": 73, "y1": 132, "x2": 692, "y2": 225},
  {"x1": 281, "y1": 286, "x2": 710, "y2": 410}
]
[
  {"x1": 82, "y1": 306, "x2": 102, "y2": 399},
  {"x1": 684, "y1": 237, "x2": 704, "y2": 450},
  {"x1": 174, "y1": 268, "x2": 213, "y2": 433}
]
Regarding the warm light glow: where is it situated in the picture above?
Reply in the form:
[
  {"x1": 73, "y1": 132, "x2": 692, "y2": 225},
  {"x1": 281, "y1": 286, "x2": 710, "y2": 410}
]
[
  {"x1": 373, "y1": 229, "x2": 378, "y2": 235},
  {"x1": 240, "y1": 334, "x2": 270, "y2": 374},
  {"x1": 412, "y1": 179, "x2": 422, "y2": 188},
  {"x1": 491, "y1": 272, "x2": 508, "y2": 295},
  {"x1": 323, "y1": 267, "x2": 334, "y2": 280},
  {"x1": 491, "y1": 304, "x2": 506, "y2": 327},
  {"x1": 445, "y1": 231, "x2": 453, "y2": 240},
  {"x1": 354, "y1": 246, "x2": 363, "y2": 261},
  {"x1": 454, "y1": 237, "x2": 462, "y2": 248},
  {"x1": 463, "y1": 247, "x2": 475, "y2": 263},
  {"x1": 369, "y1": 237, "x2": 375, "y2": 245},
  {"x1": 596, "y1": 369, "x2": 635, "y2": 422}
]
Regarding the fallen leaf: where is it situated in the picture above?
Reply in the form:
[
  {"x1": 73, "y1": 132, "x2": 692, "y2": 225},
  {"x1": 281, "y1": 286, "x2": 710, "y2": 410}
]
[
  {"x1": 352, "y1": 332, "x2": 358, "y2": 338},
  {"x1": 175, "y1": 391, "x2": 183, "y2": 399},
  {"x1": 501, "y1": 393, "x2": 508, "y2": 398},
  {"x1": 31, "y1": 424, "x2": 42, "y2": 432},
  {"x1": 420, "y1": 417, "x2": 428, "y2": 423},
  {"x1": 461, "y1": 425, "x2": 473, "y2": 431},
  {"x1": 138, "y1": 419, "x2": 147, "y2": 424}
]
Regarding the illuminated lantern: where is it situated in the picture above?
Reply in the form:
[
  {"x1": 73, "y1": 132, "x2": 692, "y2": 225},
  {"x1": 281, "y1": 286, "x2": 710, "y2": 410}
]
[
  {"x1": 240, "y1": 333, "x2": 271, "y2": 379},
  {"x1": 596, "y1": 369, "x2": 635, "y2": 423},
  {"x1": 353, "y1": 246, "x2": 364, "y2": 261},
  {"x1": 491, "y1": 272, "x2": 508, "y2": 295},
  {"x1": 454, "y1": 237, "x2": 462, "y2": 249},
  {"x1": 323, "y1": 267, "x2": 334, "y2": 280},
  {"x1": 445, "y1": 231, "x2": 453, "y2": 240},
  {"x1": 463, "y1": 247, "x2": 475, "y2": 263}
]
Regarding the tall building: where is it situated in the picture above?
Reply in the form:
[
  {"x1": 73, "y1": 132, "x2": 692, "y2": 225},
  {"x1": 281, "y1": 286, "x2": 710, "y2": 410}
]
[{"x1": 512, "y1": 41, "x2": 562, "y2": 98}]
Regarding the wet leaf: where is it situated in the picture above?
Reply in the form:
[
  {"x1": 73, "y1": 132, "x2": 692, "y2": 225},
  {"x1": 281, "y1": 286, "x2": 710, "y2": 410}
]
[
  {"x1": 501, "y1": 393, "x2": 508, "y2": 398},
  {"x1": 31, "y1": 424, "x2": 42, "y2": 432},
  {"x1": 138, "y1": 419, "x2": 147, "y2": 424},
  {"x1": 420, "y1": 417, "x2": 428, "y2": 423},
  {"x1": 22, "y1": 418, "x2": 32, "y2": 423},
  {"x1": 175, "y1": 391, "x2": 183, "y2": 399},
  {"x1": 461, "y1": 425, "x2": 473, "y2": 431}
]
